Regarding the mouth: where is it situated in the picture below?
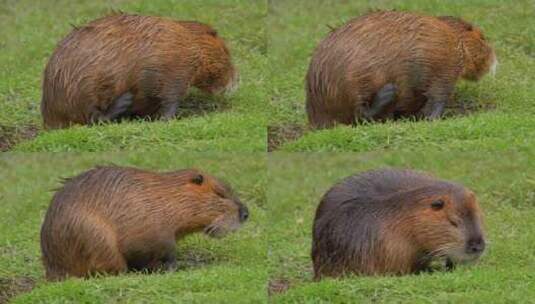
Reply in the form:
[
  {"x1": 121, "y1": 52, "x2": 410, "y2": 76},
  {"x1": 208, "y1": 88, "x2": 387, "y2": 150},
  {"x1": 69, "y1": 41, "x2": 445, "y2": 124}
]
[
  {"x1": 204, "y1": 225, "x2": 227, "y2": 238},
  {"x1": 203, "y1": 221, "x2": 241, "y2": 239},
  {"x1": 445, "y1": 248, "x2": 483, "y2": 264}
]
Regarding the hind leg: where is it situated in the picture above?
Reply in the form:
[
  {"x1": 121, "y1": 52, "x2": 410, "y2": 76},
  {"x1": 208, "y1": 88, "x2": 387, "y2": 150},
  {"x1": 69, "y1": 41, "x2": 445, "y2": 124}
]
[
  {"x1": 362, "y1": 83, "x2": 397, "y2": 120},
  {"x1": 101, "y1": 92, "x2": 134, "y2": 121},
  {"x1": 90, "y1": 92, "x2": 134, "y2": 123},
  {"x1": 74, "y1": 217, "x2": 127, "y2": 278},
  {"x1": 89, "y1": 245, "x2": 128, "y2": 277}
]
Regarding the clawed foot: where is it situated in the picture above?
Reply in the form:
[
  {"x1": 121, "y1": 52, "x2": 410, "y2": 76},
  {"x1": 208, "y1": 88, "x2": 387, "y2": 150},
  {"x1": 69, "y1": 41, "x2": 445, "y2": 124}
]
[
  {"x1": 158, "y1": 102, "x2": 179, "y2": 120},
  {"x1": 421, "y1": 100, "x2": 446, "y2": 120}
]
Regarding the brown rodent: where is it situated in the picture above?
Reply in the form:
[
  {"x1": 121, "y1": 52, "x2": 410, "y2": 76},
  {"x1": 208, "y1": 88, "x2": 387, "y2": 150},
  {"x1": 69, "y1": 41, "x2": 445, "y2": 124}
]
[
  {"x1": 312, "y1": 169, "x2": 485, "y2": 279},
  {"x1": 306, "y1": 11, "x2": 497, "y2": 128},
  {"x1": 40, "y1": 166, "x2": 248, "y2": 281},
  {"x1": 41, "y1": 13, "x2": 238, "y2": 129}
]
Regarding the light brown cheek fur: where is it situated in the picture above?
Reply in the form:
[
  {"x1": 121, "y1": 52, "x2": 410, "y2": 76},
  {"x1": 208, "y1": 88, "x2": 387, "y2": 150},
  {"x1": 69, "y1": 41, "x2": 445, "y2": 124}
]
[
  {"x1": 384, "y1": 207, "x2": 465, "y2": 274},
  {"x1": 376, "y1": 228, "x2": 420, "y2": 275},
  {"x1": 182, "y1": 182, "x2": 240, "y2": 232},
  {"x1": 418, "y1": 208, "x2": 464, "y2": 249}
]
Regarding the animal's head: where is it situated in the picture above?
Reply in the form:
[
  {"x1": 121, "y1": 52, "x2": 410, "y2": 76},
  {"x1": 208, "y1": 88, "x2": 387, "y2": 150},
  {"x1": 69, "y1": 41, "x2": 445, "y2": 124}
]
[
  {"x1": 172, "y1": 169, "x2": 248, "y2": 238},
  {"x1": 407, "y1": 183, "x2": 486, "y2": 264},
  {"x1": 181, "y1": 21, "x2": 239, "y2": 95},
  {"x1": 439, "y1": 16, "x2": 497, "y2": 81}
]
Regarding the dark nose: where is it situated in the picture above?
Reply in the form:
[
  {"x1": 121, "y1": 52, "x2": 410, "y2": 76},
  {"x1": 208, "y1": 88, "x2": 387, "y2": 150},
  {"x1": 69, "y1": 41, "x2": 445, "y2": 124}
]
[
  {"x1": 239, "y1": 205, "x2": 249, "y2": 222},
  {"x1": 466, "y1": 237, "x2": 485, "y2": 254}
]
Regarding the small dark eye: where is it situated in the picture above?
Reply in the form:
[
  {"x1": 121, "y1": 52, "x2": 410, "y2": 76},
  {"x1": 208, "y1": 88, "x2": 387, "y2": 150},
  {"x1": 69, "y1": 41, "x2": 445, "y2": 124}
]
[
  {"x1": 431, "y1": 200, "x2": 445, "y2": 210},
  {"x1": 191, "y1": 174, "x2": 203, "y2": 185},
  {"x1": 449, "y1": 219, "x2": 458, "y2": 227}
]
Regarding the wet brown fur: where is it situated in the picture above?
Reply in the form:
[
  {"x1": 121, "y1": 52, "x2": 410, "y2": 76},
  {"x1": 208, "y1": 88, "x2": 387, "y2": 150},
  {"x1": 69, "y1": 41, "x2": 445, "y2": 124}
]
[
  {"x1": 40, "y1": 166, "x2": 247, "y2": 281},
  {"x1": 312, "y1": 169, "x2": 485, "y2": 279},
  {"x1": 41, "y1": 13, "x2": 237, "y2": 129},
  {"x1": 306, "y1": 11, "x2": 496, "y2": 128}
]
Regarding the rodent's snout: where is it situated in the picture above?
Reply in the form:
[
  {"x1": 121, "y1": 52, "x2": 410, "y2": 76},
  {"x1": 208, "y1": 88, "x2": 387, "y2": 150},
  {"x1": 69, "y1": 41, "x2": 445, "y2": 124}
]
[
  {"x1": 465, "y1": 236, "x2": 485, "y2": 255},
  {"x1": 238, "y1": 204, "x2": 249, "y2": 222}
]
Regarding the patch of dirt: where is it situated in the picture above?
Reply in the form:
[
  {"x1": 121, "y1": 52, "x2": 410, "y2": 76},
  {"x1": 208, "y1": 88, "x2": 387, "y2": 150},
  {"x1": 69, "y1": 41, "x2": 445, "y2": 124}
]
[
  {"x1": 0, "y1": 125, "x2": 39, "y2": 152},
  {"x1": 268, "y1": 278, "x2": 291, "y2": 297},
  {"x1": 268, "y1": 123, "x2": 307, "y2": 152},
  {"x1": 0, "y1": 277, "x2": 36, "y2": 304}
]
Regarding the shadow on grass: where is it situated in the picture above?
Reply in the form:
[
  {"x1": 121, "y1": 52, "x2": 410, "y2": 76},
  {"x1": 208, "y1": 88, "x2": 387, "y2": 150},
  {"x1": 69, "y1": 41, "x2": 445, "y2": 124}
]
[{"x1": 175, "y1": 90, "x2": 232, "y2": 120}]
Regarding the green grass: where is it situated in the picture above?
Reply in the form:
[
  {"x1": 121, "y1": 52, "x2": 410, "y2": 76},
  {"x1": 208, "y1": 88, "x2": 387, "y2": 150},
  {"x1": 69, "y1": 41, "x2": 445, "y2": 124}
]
[
  {"x1": 0, "y1": 152, "x2": 267, "y2": 303},
  {"x1": 0, "y1": 0, "x2": 267, "y2": 152},
  {"x1": 268, "y1": 0, "x2": 535, "y2": 151},
  {"x1": 268, "y1": 150, "x2": 535, "y2": 303}
]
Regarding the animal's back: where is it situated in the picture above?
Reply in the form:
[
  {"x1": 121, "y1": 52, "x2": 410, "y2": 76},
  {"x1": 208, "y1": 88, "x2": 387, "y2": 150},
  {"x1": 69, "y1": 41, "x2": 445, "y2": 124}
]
[{"x1": 316, "y1": 169, "x2": 437, "y2": 218}]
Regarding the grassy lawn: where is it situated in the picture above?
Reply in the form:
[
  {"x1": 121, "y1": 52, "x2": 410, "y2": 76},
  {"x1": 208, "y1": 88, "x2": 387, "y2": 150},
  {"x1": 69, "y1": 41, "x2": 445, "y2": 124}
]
[
  {"x1": 1, "y1": 0, "x2": 534, "y2": 302},
  {"x1": 268, "y1": 0, "x2": 535, "y2": 151},
  {"x1": 0, "y1": 152, "x2": 267, "y2": 303},
  {"x1": 0, "y1": 0, "x2": 267, "y2": 152},
  {"x1": 268, "y1": 149, "x2": 535, "y2": 303}
]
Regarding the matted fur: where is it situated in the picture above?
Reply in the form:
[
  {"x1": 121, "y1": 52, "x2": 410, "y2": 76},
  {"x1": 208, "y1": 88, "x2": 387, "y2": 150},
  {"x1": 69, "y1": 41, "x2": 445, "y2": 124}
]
[
  {"x1": 306, "y1": 11, "x2": 496, "y2": 128},
  {"x1": 312, "y1": 169, "x2": 485, "y2": 279},
  {"x1": 41, "y1": 13, "x2": 238, "y2": 129},
  {"x1": 40, "y1": 166, "x2": 247, "y2": 281}
]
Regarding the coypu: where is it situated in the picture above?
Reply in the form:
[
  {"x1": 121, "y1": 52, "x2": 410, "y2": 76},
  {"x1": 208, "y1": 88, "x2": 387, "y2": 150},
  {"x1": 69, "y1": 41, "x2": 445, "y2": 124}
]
[
  {"x1": 306, "y1": 11, "x2": 497, "y2": 128},
  {"x1": 41, "y1": 13, "x2": 238, "y2": 129},
  {"x1": 312, "y1": 169, "x2": 485, "y2": 279},
  {"x1": 40, "y1": 166, "x2": 248, "y2": 281}
]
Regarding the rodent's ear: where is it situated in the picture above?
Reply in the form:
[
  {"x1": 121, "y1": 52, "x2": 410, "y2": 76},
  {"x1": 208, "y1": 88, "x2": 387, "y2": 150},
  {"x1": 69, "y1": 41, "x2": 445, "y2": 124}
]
[
  {"x1": 191, "y1": 174, "x2": 204, "y2": 185},
  {"x1": 431, "y1": 199, "x2": 445, "y2": 210}
]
